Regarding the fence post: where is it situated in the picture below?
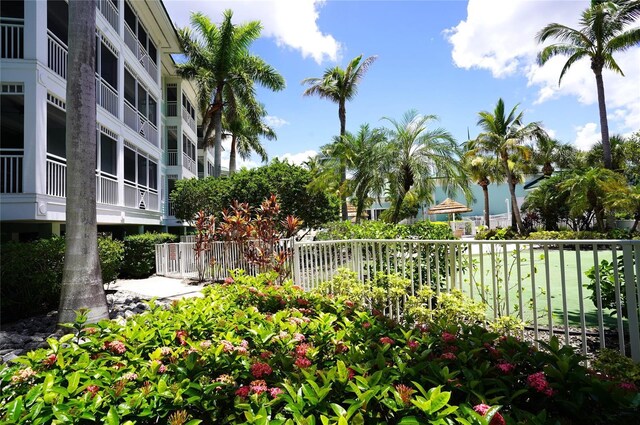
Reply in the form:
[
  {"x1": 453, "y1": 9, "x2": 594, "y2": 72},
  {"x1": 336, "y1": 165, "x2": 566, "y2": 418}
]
[
  {"x1": 622, "y1": 243, "x2": 640, "y2": 363},
  {"x1": 293, "y1": 237, "x2": 302, "y2": 288}
]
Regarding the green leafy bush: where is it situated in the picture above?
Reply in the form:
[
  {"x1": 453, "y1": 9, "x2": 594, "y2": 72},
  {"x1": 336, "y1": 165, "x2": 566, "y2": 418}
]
[
  {"x1": 0, "y1": 237, "x2": 124, "y2": 323},
  {"x1": 474, "y1": 227, "x2": 519, "y2": 240},
  {"x1": 317, "y1": 220, "x2": 453, "y2": 241},
  {"x1": 1, "y1": 272, "x2": 637, "y2": 424},
  {"x1": 121, "y1": 233, "x2": 178, "y2": 278}
]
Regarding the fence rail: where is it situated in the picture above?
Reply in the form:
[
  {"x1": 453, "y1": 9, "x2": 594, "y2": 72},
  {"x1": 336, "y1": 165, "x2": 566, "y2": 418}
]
[
  {"x1": 0, "y1": 152, "x2": 23, "y2": 193},
  {"x1": 1, "y1": 19, "x2": 24, "y2": 59},
  {"x1": 96, "y1": 77, "x2": 118, "y2": 117},
  {"x1": 156, "y1": 237, "x2": 640, "y2": 362},
  {"x1": 47, "y1": 30, "x2": 67, "y2": 79},
  {"x1": 97, "y1": 0, "x2": 118, "y2": 32}
]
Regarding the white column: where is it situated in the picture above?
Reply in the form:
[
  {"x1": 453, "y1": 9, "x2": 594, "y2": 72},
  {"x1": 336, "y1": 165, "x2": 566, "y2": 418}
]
[
  {"x1": 117, "y1": 136, "x2": 125, "y2": 206},
  {"x1": 23, "y1": 0, "x2": 47, "y2": 63},
  {"x1": 22, "y1": 73, "x2": 47, "y2": 195}
]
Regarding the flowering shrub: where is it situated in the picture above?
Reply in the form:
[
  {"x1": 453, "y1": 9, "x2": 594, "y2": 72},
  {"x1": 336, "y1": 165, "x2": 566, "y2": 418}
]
[{"x1": 1, "y1": 272, "x2": 638, "y2": 424}]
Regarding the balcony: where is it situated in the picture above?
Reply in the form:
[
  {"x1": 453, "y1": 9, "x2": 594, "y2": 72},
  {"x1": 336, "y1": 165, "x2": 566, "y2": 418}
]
[
  {"x1": 182, "y1": 152, "x2": 196, "y2": 175},
  {"x1": 97, "y1": 173, "x2": 118, "y2": 205},
  {"x1": 182, "y1": 108, "x2": 196, "y2": 134},
  {"x1": 46, "y1": 154, "x2": 67, "y2": 198},
  {"x1": 1, "y1": 18, "x2": 23, "y2": 59},
  {"x1": 167, "y1": 149, "x2": 178, "y2": 166},
  {"x1": 97, "y1": 0, "x2": 118, "y2": 33},
  {"x1": 124, "y1": 24, "x2": 157, "y2": 83},
  {"x1": 96, "y1": 77, "x2": 118, "y2": 117},
  {"x1": 124, "y1": 100, "x2": 158, "y2": 147},
  {"x1": 124, "y1": 182, "x2": 158, "y2": 211},
  {"x1": 166, "y1": 101, "x2": 177, "y2": 117},
  {"x1": 47, "y1": 30, "x2": 68, "y2": 79},
  {"x1": 0, "y1": 150, "x2": 23, "y2": 193}
]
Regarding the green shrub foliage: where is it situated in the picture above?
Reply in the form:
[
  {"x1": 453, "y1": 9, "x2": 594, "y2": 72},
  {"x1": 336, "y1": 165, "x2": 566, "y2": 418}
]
[
  {"x1": 0, "y1": 237, "x2": 124, "y2": 323},
  {"x1": 316, "y1": 220, "x2": 453, "y2": 241},
  {"x1": 1, "y1": 272, "x2": 637, "y2": 423},
  {"x1": 121, "y1": 233, "x2": 178, "y2": 279}
]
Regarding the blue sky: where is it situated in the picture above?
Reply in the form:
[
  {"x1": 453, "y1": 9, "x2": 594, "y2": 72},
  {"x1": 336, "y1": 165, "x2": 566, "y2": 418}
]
[{"x1": 164, "y1": 0, "x2": 640, "y2": 169}]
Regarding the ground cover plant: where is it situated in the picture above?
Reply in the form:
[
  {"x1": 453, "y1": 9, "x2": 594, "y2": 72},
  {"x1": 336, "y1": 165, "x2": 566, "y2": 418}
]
[{"x1": 1, "y1": 272, "x2": 638, "y2": 424}]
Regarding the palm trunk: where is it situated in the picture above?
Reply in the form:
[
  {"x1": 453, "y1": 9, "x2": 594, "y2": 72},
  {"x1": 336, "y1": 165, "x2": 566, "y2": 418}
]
[
  {"x1": 502, "y1": 158, "x2": 525, "y2": 234},
  {"x1": 58, "y1": 0, "x2": 108, "y2": 325},
  {"x1": 481, "y1": 182, "x2": 490, "y2": 229},
  {"x1": 212, "y1": 88, "x2": 224, "y2": 177},
  {"x1": 229, "y1": 134, "x2": 237, "y2": 175},
  {"x1": 593, "y1": 68, "x2": 612, "y2": 170},
  {"x1": 391, "y1": 193, "x2": 404, "y2": 224},
  {"x1": 338, "y1": 101, "x2": 348, "y2": 221}
]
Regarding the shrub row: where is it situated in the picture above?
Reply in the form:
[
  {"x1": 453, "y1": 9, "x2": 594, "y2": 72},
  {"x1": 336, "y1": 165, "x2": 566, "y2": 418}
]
[
  {"x1": 0, "y1": 233, "x2": 177, "y2": 323},
  {"x1": 316, "y1": 220, "x2": 454, "y2": 241},
  {"x1": 475, "y1": 228, "x2": 638, "y2": 241},
  {"x1": 0, "y1": 272, "x2": 637, "y2": 424}
]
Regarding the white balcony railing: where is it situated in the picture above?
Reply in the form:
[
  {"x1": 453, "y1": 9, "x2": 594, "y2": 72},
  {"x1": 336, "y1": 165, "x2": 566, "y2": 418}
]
[
  {"x1": 1, "y1": 18, "x2": 24, "y2": 59},
  {"x1": 47, "y1": 30, "x2": 68, "y2": 79},
  {"x1": 124, "y1": 181, "x2": 158, "y2": 211},
  {"x1": 166, "y1": 101, "x2": 177, "y2": 117},
  {"x1": 182, "y1": 108, "x2": 196, "y2": 134},
  {"x1": 182, "y1": 152, "x2": 196, "y2": 175},
  {"x1": 46, "y1": 155, "x2": 66, "y2": 198},
  {"x1": 97, "y1": 173, "x2": 118, "y2": 205},
  {"x1": 0, "y1": 151, "x2": 23, "y2": 193},
  {"x1": 124, "y1": 100, "x2": 158, "y2": 146},
  {"x1": 167, "y1": 150, "x2": 178, "y2": 166},
  {"x1": 96, "y1": 77, "x2": 118, "y2": 117},
  {"x1": 97, "y1": 0, "x2": 118, "y2": 32},
  {"x1": 124, "y1": 24, "x2": 157, "y2": 83}
]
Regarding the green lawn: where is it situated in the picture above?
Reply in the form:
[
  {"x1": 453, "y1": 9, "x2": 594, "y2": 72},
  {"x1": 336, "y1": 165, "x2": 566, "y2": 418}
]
[{"x1": 458, "y1": 248, "x2": 623, "y2": 329}]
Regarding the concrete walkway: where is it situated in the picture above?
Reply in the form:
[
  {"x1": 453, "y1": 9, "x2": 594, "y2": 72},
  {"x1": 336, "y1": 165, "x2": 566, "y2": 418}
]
[{"x1": 110, "y1": 276, "x2": 205, "y2": 300}]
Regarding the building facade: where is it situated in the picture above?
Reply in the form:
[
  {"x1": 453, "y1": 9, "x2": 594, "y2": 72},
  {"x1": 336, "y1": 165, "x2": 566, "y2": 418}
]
[{"x1": 0, "y1": 0, "x2": 213, "y2": 240}]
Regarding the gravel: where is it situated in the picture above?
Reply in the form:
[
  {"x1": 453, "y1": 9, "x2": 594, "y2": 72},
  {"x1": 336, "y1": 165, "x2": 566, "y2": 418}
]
[{"x1": 0, "y1": 290, "x2": 168, "y2": 364}]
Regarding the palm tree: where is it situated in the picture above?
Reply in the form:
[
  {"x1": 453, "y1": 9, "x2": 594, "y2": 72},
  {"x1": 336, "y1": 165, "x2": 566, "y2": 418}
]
[
  {"x1": 536, "y1": 0, "x2": 640, "y2": 170},
  {"x1": 302, "y1": 54, "x2": 377, "y2": 220},
  {"x1": 462, "y1": 151, "x2": 502, "y2": 229},
  {"x1": 58, "y1": 0, "x2": 109, "y2": 325},
  {"x1": 531, "y1": 136, "x2": 578, "y2": 177},
  {"x1": 381, "y1": 110, "x2": 470, "y2": 224},
  {"x1": 608, "y1": 183, "x2": 640, "y2": 232},
  {"x1": 470, "y1": 98, "x2": 546, "y2": 234},
  {"x1": 224, "y1": 103, "x2": 275, "y2": 174},
  {"x1": 561, "y1": 167, "x2": 628, "y2": 231},
  {"x1": 177, "y1": 10, "x2": 285, "y2": 177}
]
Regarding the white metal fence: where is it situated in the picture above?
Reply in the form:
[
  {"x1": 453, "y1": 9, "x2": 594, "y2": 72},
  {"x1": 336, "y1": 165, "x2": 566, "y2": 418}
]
[{"x1": 156, "y1": 238, "x2": 640, "y2": 362}]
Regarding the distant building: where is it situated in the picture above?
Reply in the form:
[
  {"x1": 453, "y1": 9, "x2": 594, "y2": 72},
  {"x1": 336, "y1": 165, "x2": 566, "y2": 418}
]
[{"x1": 0, "y1": 0, "x2": 217, "y2": 240}]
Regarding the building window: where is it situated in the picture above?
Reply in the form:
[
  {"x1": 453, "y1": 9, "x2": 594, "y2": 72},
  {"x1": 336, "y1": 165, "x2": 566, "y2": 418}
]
[
  {"x1": 1, "y1": 0, "x2": 24, "y2": 59},
  {"x1": 124, "y1": 146, "x2": 157, "y2": 190},
  {"x1": 182, "y1": 93, "x2": 195, "y2": 121},
  {"x1": 46, "y1": 103, "x2": 66, "y2": 158},
  {"x1": 1, "y1": 86, "x2": 24, "y2": 151},
  {"x1": 182, "y1": 133, "x2": 196, "y2": 161},
  {"x1": 124, "y1": 67, "x2": 156, "y2": 126},
  {"x1": 99, "y1": 132, "x2": 117, "y2": 176},
  {"x1": 47, "y1": 0, "x2": 68, "y2": 45},
  {"x1": 123, "y1": 1, "x2": 157, "y2": 65}
]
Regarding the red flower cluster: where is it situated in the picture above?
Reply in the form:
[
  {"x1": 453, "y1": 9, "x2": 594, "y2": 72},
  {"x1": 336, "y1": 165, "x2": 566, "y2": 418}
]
[
  {"x1": 105, "y1": 340, "x2": 126, "y2": 354},
  {"x1": 347, "y1": 367, "x2": 356, "y2": 380},
  {"x1": 42, "y1": 354, "x2": 57, "y2": 367},
  {"x1": 235, "y1": 381, "x2": 283, "y2": 399},
  {"x1": 176, "y1": 330, "x2": 188, "y2": 346},
  {"x1": 440, "y1": 352, "x2": 457, "y2": 361},
  {"x1": 407, "y1": 340, "x2": 419, "y2": 351},
  {"x1": 379, "y1": 337, "x2": 395, "y2": 345},
  {"x1": 527, "y1": 372, "x2": 554, "y2": 396},
  {"x1": 250, "y1": 362, "x2": 273, "y2": 378},
  {"x1": 85, "y1": 385, "x2": 100, "y2": 398},
  {"x1": 441, "y1": 332, "x2": 456, "y2": 344},
  {"x1": 295, "y1": 357, "x2": 312, "y2": 369},
  {"x1": 473, "y1": 404, "x2": 506, "y2": 425},
  {"x1": 394, "y1": 384, "x2": 415, "y2": 405},
  {"x1": 495, "y1": 362, "x2": 515, "y2": 374}
]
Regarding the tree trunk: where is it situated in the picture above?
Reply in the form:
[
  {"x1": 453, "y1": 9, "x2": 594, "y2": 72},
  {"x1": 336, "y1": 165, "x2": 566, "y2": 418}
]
[
  {"x1": 58, "y1": 0, "x2": 108, "y2": 325},
  {"x1": 481, "y1": 182, "x2": 490, "y2": 229},
  {"x1": 338, "y1": 101, "x2": 348, "y2": 221},
  {"x1": 391, "y1": 194, "x2": 404, "y2": 224},
  {"x1": 229, "y1": 134, "x2": 237, "y2": 175},
  {"x1": 593, "y1": 68, "x2": 612, "y2": 170},
  {"x1": 502, "y1": 158, "x2": 525, "y2": 234},
  {"x1": 212, "y1": 87, "x2": 224, "y2": 177}
]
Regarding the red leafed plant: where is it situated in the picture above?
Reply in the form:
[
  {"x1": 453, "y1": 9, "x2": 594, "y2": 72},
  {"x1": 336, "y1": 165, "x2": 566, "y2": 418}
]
[{"x1": 194, "y1": 211, "x2": 216, "y2": 282}]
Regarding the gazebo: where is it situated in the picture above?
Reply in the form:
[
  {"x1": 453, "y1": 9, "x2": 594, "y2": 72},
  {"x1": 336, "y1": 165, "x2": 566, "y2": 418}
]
[{"x1": 427, "y1": 198, "x2": 472, "y2": 237}]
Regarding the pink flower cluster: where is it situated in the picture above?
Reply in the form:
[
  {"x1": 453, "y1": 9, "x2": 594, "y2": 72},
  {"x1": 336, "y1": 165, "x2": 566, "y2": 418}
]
[
  {"x1": 235, "y1": 381, "x2": 283, "y2": 399},
  {"x1": 176, "y1": 330, "x2": 188, "y2": 346},
  {"x1": 495, "y1": 362, "x2": 515, "y2": 374},
  {"x1": 473, "y1": 404, "x2": 506, "y2": 425},
  {"x1": 105, "y1": 340, "x2": 126, "y2": 354},
  {"x1": 85, "y1": 384, "x2": 100, "y2": 398},
  {"x1": 527, "y1": 372, "x2": 554, "y2": 396},
  {"x1": 619, "y1": 381, "x2": 638, "y2": 392},
  {"x1": 441, "y1": 332, "x2": 456, "y2": 344},
  {"x1": 11, "y1": 367, "x2": 37, "y2": 384},
  {"x1": 407, "y1": 340, "x2": 420, "y2": 351},
  {"x1": 440, "y1": 352, "x2": 457, "y2": 361},
  {"x1": 221, "y1": 339, "x2": 249, "y2": 355},
  {"x1": 250, "y1": 362, "x2": 273, "y2": 378},
  {"x1": 295, "y1": 356, "x2": 312, "y2": 369},
  {"x1": 151, "y1": 359, "x2": 168, "y2": 374},
  {"x1": 43, "y1": 354, "x2": 57, "y2": 367}
]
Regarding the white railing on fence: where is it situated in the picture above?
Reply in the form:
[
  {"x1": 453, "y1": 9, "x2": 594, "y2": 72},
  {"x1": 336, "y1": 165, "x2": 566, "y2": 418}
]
[
  {"x1": 0, "y1": 152, "x2": 23, "y2": 193},
  {"x1": 182, "y1": 153, "x2": 196, "y2": 174},
  {"x1": 46, "y1": 155, "x2": 66, "y2": 197},
  {"x1": 167, "y1": 150, "x2": 178, "y2": 166},
  {"x1": 96, "y1": 77, "x2": 118, "y2": 117},
  {"x1": 124, "y1": 100, "x2": 158, "y2": 146},
  {"x1": 96, "y1": 173, "x2": 118, "y2": 205},
  {"x1": 123, "y1": 181, "x2": 158, "y2": 211},
  {"x1": 155, "y1": 237, "x2": 640, "y2": 362},
  {"x1": 47, "y1": 30, "x2": 67, "y2": 79},
  {"x1": 97, "y1": 0, "x2": 118, "y2": 32},
  {"x1": 182, "y1": 108, "x2": 196, "y2": 133},
  {"x1": 1, "y1": 19, "x2": 24, "y2": 59}
]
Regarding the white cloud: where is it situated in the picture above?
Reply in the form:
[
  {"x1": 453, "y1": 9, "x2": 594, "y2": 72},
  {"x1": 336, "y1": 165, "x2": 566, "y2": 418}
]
[
  {"x1": 573, "y1": 122, "x2": 600, "y2": 151},
  {"x1": 164, "y1": 0, "x2": 341, "y2": 64},
  {"x1": 446, "y1": 0, "x2": 640, "y2": 133},
  {"x1": 264, "y1": 115, "x2": 290, "y2": 128},
  {"x1": 276, "y1": 150, "x2": 318, "y2": 165}
]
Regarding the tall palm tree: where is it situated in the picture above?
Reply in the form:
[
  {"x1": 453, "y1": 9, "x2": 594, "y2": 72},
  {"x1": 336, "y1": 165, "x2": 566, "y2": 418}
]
[
  {"x1": 536, "y1": 0, "x2": 640, "y2": 170},
  {"x1": 462, "y1": 151, "x2": 502, "y2": 229},
  {"x1": 381, "y1": 110, "x2": 470, "y2": 224},
  {"x1": 224, "y1": 103, "x2": 275, "y2": 174},
  {"x1": 58, "y1": 0, "x2": 109, "y2": 325},
  {"x1": 177, "y1": 10, "x2": 285, "y2": 177},
  {"x1": 530, "y1": 136, "x2": 578, "y2": 177},
  {"x1": 470, "y1": 98, "x2": 546, "y2": 234},
  {"x1": 302, "y1": 54, "x2": 377, "y2": 220}
]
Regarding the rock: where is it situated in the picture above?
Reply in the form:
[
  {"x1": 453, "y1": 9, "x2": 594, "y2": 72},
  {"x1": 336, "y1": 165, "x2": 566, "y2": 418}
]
[
  {"x1": 124, "y1": 310, "x2": 136, "y2": 319},
  {"x1": 2, "y1": 350, "x2": 22, "y2": 364}
]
